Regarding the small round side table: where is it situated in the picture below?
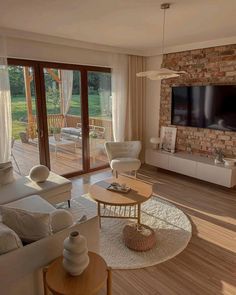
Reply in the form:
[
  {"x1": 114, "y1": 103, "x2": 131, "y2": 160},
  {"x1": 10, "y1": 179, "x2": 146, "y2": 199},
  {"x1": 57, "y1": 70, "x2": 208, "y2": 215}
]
[{"x1": 43, "y1": 252, "x2": 112, "y2": 295}]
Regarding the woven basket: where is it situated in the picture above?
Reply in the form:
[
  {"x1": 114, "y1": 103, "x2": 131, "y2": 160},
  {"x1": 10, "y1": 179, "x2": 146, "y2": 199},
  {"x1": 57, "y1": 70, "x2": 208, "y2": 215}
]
[{"x1": 123, "y1": 223, "x2": 156, "y2": 252}]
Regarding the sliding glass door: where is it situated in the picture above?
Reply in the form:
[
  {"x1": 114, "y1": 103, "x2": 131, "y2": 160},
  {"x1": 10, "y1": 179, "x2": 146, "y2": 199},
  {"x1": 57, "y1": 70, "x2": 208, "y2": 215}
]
[
  {"x1": 8, "y1": 59, "x2": 112, "y2": 177},
  {"x1": 43, "y1": 67, "x2": 83, "y2": 175}
]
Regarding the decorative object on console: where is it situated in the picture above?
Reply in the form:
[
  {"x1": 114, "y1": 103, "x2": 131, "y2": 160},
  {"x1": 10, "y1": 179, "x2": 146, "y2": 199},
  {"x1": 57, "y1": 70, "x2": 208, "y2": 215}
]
[
  {"x1": 63, "y1": 231, "x2": 89, "y2": 276},
  {"x1": 29, "y1": 165, "x2": 50, "y2": 183},
  {"x1": 214, "y1": 148, "x2": 224, "y2": 165},
  {"x1": 150, "y1": 137, "x2": 161, "y2": 150},
  {"x1": 136, "y1": 3, "x2": 186, "y2": 80},
  {"x1": 186, "y1": 143, "x2": 192, "y2": 154},
  {"x1": 223, "y1": 158, "x2": 236, "y2": 167},
  {"x1": 160, "y1": 126, "x2": 177, "y2": 153}
]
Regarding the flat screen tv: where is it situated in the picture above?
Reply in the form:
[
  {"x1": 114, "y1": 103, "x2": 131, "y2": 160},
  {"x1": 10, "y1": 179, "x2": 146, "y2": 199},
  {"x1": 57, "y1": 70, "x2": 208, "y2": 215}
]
[{"x1": 171, "y1": 85, "x2": 236, "y2": 131}]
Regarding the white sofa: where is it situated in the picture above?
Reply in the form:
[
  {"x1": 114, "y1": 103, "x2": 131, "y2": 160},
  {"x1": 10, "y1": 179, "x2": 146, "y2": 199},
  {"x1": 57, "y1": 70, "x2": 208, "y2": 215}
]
[
  {"x1": 0, "y1": 172, "x2": 99, "y2": 295},
  {"x1": 0, "y1": 216, "x2": 99, "y2": 295},
  {"x1": 0, "y1": 171, "x2": 72, "y2": 206}
]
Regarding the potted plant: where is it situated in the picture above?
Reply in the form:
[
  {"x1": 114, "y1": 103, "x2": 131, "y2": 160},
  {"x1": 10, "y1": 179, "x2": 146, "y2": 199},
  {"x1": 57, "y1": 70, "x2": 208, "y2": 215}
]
[
  {"x1": 89, "y1": 130, "x2": 98, "y2": 139},
  {"x1": 51, "y1": 127, "x2": 61, "y2": 141},
  {"x1": 19, "y1": 129, "x2": 29, "y2": 143}
]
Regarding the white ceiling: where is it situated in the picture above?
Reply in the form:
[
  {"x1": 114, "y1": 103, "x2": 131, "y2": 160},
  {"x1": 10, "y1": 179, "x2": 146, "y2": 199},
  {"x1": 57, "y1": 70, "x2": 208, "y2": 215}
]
[{"x1": 1, "y1": 0, "x2": 236, "y2": 54}]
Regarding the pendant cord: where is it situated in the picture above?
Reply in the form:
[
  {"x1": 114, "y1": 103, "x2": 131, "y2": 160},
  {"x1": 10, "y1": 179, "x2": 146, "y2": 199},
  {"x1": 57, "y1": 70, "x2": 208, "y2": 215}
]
[{"x1": 161, "y1": 8, "x2": 166, "y2": 56}]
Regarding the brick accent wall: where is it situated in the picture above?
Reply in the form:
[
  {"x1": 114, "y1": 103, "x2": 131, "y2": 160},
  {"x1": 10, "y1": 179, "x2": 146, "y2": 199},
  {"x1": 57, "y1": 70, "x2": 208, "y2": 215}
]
[{"x1": 160, "y1": 44, "x2": 236, "y2": 157}]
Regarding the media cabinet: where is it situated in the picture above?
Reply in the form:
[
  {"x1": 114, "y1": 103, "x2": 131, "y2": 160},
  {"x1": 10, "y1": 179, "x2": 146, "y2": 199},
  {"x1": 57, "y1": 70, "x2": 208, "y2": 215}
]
[{"x1": 145, "y1": 149, "x2": 236, "y2": 188}]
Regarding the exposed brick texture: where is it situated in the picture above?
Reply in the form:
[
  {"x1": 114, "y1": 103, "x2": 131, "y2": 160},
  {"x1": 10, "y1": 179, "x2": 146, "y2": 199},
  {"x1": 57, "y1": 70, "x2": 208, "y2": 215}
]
[{"x1": 160, "y1": 44, "x2": 236, "y2": 157}]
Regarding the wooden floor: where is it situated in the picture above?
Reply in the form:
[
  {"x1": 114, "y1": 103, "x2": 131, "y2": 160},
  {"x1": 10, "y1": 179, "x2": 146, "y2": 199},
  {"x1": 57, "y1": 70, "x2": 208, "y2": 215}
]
[
  {"x1": 12, "y1": 140, "x2": 108, "y2": 176},
  {"x1": 70, "y1": 165, "x2": 236, "y2": 295}
]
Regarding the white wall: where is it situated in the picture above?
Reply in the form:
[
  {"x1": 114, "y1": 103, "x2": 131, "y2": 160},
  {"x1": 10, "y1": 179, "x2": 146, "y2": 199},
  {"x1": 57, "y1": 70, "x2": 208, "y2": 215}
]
[
  {"x1": 145, "y1": 55, "x2": 162, "y2": 147},
  {"x1": 5, "y1": 36, "x2": 116, "y2": 67}
]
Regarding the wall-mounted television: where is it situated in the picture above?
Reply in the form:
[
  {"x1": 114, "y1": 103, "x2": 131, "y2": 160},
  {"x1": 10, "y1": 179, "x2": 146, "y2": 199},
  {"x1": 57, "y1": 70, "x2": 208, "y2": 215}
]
[{"x1": 171, "y1": 85, "x2": 236, "y2": 131}]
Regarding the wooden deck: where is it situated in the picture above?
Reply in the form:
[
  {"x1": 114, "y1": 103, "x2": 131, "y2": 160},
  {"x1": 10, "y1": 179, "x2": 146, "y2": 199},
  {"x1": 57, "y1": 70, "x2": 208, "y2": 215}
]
[{"x1": 12, "y1": 140, "x2": 108, "y2": 176}]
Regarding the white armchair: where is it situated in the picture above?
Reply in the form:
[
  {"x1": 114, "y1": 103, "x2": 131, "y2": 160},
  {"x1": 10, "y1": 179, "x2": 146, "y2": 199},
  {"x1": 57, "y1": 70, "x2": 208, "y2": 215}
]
[{"x1": 104, "y1": 141, "x2": 141, "y2": 178}]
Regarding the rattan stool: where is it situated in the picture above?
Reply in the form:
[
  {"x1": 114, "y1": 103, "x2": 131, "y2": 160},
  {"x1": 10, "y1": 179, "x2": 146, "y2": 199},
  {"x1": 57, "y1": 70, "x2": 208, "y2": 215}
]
[{"x1": 123, "y1": 223, "x2": 156, "y2": 252}]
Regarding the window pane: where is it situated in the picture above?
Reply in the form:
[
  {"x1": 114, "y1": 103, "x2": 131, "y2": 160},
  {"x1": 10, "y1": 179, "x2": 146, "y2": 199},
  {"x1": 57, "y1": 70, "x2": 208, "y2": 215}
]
[
  {"x1": 8, "y1": 65, "x2": 39, "y2": 176},
  {"x1": 44, "y1": 68, "x2": 83, "y2": 175}
]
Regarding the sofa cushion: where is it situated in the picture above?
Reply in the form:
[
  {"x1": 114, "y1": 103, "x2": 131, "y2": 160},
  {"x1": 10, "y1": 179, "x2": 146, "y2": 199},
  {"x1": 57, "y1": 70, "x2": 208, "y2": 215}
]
[
  {"x1": 0, "y1": 162, "x2": 14, "y2": 186},
  {"x1": 0, "y1": 222, "x2": 23, "y2": 254},
  {"x1": 0, "y1": 171, "x2": 72, "y2": 205},
  {"x1": 61, "y1": 127, "x2": 81, "y2": 137},
  {"x1": 0, "y1": 195, "x2": 73, "y2": 242}
]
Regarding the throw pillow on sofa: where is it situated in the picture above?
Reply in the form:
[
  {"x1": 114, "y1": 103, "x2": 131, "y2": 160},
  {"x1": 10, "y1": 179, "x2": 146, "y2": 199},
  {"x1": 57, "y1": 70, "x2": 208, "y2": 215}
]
[
  {"x1": 51, "y1": 209, "x2": 74, "y2": 233},
  {"x1": 0, "y1": 206, "x2": 52, "y2": 243},
  {"x1": 0, "y1": 222, "x2": 23, "y2": 254},
  {"x1": 0, "y1": 195, "x2": 73, "y2": 243}
]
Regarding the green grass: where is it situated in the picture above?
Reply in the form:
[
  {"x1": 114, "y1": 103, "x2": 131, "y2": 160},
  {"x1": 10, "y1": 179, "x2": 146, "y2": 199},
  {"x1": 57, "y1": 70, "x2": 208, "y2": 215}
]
[
  {"x1": 12, "y1": 121, "x2": 28, "y2": 139},
  {"x1": 11, "y1": 94, "x2": 112, "y2": 139}
]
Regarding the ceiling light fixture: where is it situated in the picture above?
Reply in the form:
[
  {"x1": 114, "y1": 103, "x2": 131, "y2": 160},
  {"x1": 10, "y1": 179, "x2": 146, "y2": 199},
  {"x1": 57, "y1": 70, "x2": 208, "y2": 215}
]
[{"x1": 137, "y1": 3, "x2": 186, "y2": 80}]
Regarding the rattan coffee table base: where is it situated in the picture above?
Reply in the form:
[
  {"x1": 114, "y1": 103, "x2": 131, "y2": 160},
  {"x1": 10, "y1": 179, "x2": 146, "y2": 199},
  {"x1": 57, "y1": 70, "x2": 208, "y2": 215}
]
[{"x1": 123, "y1": 223, "x2": 156, "y2": 252}]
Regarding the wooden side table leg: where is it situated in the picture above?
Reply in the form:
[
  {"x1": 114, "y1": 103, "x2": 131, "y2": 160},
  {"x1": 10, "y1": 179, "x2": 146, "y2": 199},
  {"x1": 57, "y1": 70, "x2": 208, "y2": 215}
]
[
  {"x1": 137, "y1": 204, "x2": 141, "y2": 224},
  {"x1": 43, "y1": 267, "x2": 49, "y2": 295},
  {"x1": 98, "y1": 202, "x2": 101, "y2": 228},
  {"x1": 107, "y1": 267, "x2": 112, "y2": 295}
]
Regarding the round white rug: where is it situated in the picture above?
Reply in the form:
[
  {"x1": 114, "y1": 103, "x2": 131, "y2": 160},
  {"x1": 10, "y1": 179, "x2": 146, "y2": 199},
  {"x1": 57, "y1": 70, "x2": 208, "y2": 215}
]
[{"x1": 66, "y1": 195, "x2": 192, "y2": 270}]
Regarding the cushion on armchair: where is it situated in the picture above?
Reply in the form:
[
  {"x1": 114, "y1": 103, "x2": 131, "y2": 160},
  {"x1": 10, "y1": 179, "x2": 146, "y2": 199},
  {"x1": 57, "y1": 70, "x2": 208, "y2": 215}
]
[
  {"x1": 111, "y1": 157, "x2": 141, "y2": 172},
  {"x1": 0, "y1": 195, "x2": 73, "y2": 243}
]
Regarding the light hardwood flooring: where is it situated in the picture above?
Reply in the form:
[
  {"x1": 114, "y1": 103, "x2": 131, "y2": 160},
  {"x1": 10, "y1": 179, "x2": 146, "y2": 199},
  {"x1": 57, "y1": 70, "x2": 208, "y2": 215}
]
[{"x1": 70, "y1": 165, "x2": 236, "y2": 295}]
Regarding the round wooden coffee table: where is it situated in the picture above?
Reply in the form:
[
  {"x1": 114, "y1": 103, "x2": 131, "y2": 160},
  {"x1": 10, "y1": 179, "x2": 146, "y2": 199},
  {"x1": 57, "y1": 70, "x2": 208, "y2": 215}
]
[
  {"x1": 43, "y1": 252, "x2": 112, "y2": 295},
  {"x1": 89, "y1": 176, "x2": 152, "y2": 227}
]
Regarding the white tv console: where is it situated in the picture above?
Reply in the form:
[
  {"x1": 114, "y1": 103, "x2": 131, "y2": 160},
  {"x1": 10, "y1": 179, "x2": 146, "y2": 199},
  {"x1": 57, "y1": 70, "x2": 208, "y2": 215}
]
[{"x1": 145, "y1": 149, "x2": 236, "y2": 188}]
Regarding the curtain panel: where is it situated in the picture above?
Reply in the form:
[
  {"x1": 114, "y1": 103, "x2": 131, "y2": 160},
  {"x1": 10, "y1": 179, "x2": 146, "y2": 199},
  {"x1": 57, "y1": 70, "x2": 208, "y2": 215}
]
[
  {"x1": 0, "y1": 36, "x2": 12, "y2": 163},
  {"x1": 125, "y1": 55, "x2": 146, "y2": 159},
  {"x1": 111, "y1": 54, "x2": 128, "y2": 142},
  {"x1": 60, "y1": 70, "x2": 73, "y2": 126}
]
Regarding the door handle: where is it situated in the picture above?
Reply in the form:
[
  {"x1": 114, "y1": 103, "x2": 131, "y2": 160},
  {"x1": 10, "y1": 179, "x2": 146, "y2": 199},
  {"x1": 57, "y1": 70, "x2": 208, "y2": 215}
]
[{"x1": 36, "y1": 128, "x2": 44, "y2": 138}]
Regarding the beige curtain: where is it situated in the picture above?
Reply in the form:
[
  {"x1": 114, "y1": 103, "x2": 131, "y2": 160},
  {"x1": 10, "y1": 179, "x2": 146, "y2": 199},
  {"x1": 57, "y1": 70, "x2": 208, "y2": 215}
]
[
  {"x1": 125, "y1": 55, "x2": 146, "y2": 160},
  {"x1": 0, "y1": 36, "x2": 12, "y2": 164},
  {"x1": 111, "y1": 54, "x2": 128, "y2": 142}
]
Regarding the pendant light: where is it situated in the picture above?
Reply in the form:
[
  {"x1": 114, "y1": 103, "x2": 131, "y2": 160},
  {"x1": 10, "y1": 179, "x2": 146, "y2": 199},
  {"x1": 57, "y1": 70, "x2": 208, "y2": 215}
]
[{"x1": 137, "y1": 3, "x2": 186, "y2": 80}]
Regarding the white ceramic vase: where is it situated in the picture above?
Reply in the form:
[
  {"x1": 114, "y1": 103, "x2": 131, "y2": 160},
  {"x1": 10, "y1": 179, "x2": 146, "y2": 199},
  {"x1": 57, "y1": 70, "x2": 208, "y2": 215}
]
[{"x1": 62, "y1": 231, "x2": 89, "y2": 276}]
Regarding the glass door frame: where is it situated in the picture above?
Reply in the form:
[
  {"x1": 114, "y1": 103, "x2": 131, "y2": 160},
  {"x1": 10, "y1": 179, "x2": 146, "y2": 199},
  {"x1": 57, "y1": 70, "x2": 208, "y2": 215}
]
[{"x1": 8, "y1": 58, "x2": 111, "y2": 178}]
